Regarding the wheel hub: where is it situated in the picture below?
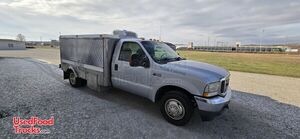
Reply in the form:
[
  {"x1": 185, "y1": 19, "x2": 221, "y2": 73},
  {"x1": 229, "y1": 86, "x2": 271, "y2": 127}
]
[
  {"x1": 165, "y1": 99, "x2": 185, "y2": 120},
  {"x1": 69, "y1": 73, "x2": 76, "y2": 84}
]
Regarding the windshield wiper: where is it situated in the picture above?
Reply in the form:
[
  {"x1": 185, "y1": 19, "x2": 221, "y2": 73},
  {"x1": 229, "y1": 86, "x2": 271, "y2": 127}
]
[
  {"x1": 159, "y1": 57, "x2": 180, "y2": 64},
  {"x1": 175, "y1": 57, "x2": 182, "y2": 61},
  {"x1": 158, "y1": 56, "x2": 184, "y2": 64},
  {"x1": 157, "y1": 57, "x2": 172, "y2": 64}
]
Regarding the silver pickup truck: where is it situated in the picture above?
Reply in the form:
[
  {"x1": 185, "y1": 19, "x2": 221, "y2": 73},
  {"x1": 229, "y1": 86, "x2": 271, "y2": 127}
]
[{"x1": 59, "y1": 30, "x2": 231, "y2": 126}]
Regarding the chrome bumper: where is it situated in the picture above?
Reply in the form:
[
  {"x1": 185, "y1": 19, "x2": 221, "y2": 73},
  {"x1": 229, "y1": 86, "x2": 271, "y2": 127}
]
[{"x1": 194, "y1": 87, "x2": 232, "y2": 112}]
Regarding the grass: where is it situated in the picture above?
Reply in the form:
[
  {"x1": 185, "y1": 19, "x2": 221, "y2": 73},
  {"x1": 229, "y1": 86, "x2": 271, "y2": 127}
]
[{"x1": 178, "y1": 50, "x2": 300, "y2": 78}]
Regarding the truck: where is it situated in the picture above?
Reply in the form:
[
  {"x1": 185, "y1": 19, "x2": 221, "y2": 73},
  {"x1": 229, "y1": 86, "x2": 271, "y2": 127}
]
[{"x1": 59, "y1": 30, "x2": 232, "y2": 126}]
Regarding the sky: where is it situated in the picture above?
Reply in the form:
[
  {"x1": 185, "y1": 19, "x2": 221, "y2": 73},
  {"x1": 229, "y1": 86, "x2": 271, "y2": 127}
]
[{"x1": 0, "y1": 0, "x2": 300, "y2": 45}]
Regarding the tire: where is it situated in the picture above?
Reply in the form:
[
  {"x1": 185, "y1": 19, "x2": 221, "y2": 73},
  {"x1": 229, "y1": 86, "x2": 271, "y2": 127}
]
[
  {"x1": 68, "y1": 71, "x2": 82, "y2": 88},
  {"x1": 160, "y1": 90, "x2": 194, "y2": 126}
]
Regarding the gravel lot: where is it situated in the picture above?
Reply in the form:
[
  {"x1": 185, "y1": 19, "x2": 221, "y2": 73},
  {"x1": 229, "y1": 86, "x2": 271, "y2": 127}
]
[{"x1": 0, "y1": 57, "x2": 299, "y2": 138}]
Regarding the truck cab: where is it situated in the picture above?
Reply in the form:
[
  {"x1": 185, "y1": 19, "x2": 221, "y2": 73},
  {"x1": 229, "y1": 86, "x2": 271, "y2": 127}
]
[{"x1": 60, "y1": 30, "x2": 231, "y2": 126}]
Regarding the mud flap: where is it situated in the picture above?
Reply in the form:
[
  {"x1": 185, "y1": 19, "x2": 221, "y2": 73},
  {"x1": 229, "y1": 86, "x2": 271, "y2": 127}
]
[{"x1": 63, "y1": 71, "x2": 69, "y2": 79}]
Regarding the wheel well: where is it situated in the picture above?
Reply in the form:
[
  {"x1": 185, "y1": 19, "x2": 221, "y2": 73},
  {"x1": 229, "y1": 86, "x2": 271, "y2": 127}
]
[
  {"x1": 155, "y1": 85, "x2": 195, "y2": 103},
  {"x1": 64, "y1": 69, "x2": 73, "y2": 79}
]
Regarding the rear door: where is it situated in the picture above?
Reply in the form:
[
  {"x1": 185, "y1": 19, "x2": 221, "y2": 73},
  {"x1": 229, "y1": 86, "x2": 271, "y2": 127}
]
[{"x1": 111, "y1": 41, "x2": 151, "y2": 98}]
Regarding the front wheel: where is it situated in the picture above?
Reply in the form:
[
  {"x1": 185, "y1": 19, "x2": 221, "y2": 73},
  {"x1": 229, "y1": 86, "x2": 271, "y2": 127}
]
[{"x1": 160, "y1": 91, "x2": 194, "y2": 126}]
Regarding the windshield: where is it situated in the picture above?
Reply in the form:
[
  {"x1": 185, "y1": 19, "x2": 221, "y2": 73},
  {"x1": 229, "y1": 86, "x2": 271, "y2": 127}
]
[{"x1": 141, "y1": 41, "x2": 182, "y2": 64}]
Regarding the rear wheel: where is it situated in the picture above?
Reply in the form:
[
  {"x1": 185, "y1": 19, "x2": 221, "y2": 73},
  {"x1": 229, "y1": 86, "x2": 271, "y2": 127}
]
[
  {"x1": 69, "y1": 71, "x2": 85, "y2": 87},
  {"x1": 160, "y1": 91, "x2": 194, "y2": 126}
]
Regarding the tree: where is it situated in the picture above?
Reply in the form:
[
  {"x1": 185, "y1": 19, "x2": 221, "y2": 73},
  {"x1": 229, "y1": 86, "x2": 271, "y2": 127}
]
[{"x1": 16, "y1": 34, "x2": 26, "y2": 42}]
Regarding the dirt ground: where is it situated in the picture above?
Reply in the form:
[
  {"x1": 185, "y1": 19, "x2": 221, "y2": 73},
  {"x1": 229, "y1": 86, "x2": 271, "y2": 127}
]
[{"x1": 1, "y1": 48, "x2": 300, "y2": 107}]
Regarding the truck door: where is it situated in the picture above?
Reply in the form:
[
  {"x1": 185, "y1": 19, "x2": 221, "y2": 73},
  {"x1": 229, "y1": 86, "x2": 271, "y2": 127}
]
[{"x1": 111, "y1": 41, "x2": 151, "y2": 98}]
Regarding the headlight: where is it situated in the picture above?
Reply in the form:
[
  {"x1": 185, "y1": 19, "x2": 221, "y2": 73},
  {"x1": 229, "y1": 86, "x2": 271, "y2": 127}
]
[{"x1": 203, "y1": 82, "x2": 220, "y2": 97}]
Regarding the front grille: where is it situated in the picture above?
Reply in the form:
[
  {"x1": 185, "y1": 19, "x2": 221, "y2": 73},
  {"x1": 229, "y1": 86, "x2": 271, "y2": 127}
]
[
  {"x1": 220, "y1": 80, "x2": 226, "y2": 93},
  {"x1": 220, "y1": 77, "x2": 230, "y2": 94}
]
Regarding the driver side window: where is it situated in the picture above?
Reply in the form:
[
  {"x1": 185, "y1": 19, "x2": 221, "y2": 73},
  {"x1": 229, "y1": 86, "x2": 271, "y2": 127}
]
[{"x1": 119, "y1": 42, "x2": 145, "y2": 62}]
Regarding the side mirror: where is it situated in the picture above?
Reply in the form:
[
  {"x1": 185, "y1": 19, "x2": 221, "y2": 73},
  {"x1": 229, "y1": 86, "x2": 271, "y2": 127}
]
[
  {"x1": 130, "y1": 54, "x2": 139, "y2": 67},
  {"x1": 130, "y1": 54, "x2": 150, "y2": 68},
  {"x1": 142, "y1": 56, "x2": 150, "y2": 68}
]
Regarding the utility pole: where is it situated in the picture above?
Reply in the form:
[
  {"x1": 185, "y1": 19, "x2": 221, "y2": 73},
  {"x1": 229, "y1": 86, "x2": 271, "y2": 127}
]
[
  {"x1": 208, "y1": 37, "x2": 210, "y2": 47},
  {"x1": 198, "y1": 34, "x2": 204, "y2": 47},
  {"x1": 285, "y1": 35, "x2": 289, "y2": 46},
  {"x1": 159, "y1": 23, "x2": 162, "y2": 41},
  {"x1": 214, "y1": 37, "x2": 217, "y2": 47},
  {"x1": 259, "y1": 29, "x2": 264, "y2": 52},
  {"x1": 40, "y1": 36, "x2": 43, "y2": 46}
]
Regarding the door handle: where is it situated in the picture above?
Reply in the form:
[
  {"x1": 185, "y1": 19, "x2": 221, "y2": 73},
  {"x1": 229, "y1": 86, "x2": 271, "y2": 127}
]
[
  {"x1": 114, "y1": 64, "x2": 118, "y2": 71},
  {"x1": 152, "y1": 73, "x2": 161, "y2": 77}
]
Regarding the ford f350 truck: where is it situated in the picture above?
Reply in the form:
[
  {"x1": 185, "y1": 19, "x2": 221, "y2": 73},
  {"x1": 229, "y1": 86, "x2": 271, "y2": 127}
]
[{"x1": 59, "y1": 30, "x2": 231, "y2": 126}]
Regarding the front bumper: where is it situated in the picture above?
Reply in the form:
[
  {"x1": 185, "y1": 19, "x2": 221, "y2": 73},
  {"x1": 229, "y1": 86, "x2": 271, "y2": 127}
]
[{"x1": 194, "y1": 87, "x2": 232, "y2": 112}]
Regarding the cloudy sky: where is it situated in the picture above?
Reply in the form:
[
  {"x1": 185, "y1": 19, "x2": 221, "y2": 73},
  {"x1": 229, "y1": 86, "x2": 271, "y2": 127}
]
[{"x1": 0, "y1": 0, "x2": 300, "y2": 45}]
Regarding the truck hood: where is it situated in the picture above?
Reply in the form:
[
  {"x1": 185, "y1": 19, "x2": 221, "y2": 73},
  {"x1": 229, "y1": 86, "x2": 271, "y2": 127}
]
[{"x1": 162, "y1": 60, "x2": 229, "y2": 83}]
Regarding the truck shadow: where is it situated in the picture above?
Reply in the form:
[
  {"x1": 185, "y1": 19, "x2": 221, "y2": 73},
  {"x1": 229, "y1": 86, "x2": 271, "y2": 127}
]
[
  {"x1": 76, "y1": 86, "x2": 162, "y2": 118},
  {"x1": 76, "y1": 85, "x2": 300, "y2": 138}
]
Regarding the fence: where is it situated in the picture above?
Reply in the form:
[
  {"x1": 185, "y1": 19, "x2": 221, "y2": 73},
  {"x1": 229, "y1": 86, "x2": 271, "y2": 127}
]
[{"x1": 193, "y1": 46, "x2": 287, "y2": 53}]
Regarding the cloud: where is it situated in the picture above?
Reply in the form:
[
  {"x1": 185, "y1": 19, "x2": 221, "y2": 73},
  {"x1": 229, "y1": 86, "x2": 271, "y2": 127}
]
[{"x1": 0, "y1": 0, "x2": 299, "y2": 44}]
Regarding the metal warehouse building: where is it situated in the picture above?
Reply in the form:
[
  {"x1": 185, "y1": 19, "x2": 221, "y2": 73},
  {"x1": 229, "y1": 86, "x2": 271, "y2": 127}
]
[{"x1": 0, "y1": 39, "x2": 26, "y2": 50}]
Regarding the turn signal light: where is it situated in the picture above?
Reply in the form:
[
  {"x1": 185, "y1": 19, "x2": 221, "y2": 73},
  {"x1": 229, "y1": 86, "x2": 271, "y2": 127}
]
[{"x1": 203, "y1": 92, "x2": 210, "y2": 97}]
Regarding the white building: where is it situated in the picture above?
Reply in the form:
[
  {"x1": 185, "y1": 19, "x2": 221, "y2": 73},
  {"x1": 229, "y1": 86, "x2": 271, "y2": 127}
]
[
  {"x1": 236, "y1": 42, "x2": 241, "y2": 47},
  {"x1": 187, "y1": 42, "x2": 194, "y2": 49},
  {"x1": 175, "y1": 44, "x2": 187, "y2": 49},
  {"x1": 0, "y1": 39, "x2": 26, "y2": 50},
  {"x1": 285, "y1": 48, "x2": 299, "y2": 53}
]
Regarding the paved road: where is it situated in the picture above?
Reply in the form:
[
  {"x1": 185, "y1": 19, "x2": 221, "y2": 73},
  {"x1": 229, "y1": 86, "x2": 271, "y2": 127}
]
[
  {"x1": 230, "y1": 71, "x2": 300, "y2": 107},
  {"x1": 0, "y1": 58, "x2": 299, "y2": 138},
  {"x1": 0, "y1": 48, "x2": 60, "y2": 64}
]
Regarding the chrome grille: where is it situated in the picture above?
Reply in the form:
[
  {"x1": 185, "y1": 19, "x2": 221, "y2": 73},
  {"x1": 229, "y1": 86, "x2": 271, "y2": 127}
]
[
  {"x1": 221, "y1": 80, "x2": 226, "y2": 93},
  {"x1": 220, "y1": 76, "x2": 230, "y2": 95}
]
